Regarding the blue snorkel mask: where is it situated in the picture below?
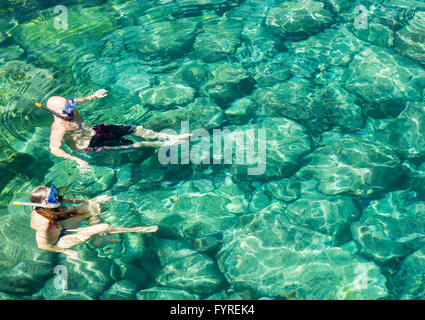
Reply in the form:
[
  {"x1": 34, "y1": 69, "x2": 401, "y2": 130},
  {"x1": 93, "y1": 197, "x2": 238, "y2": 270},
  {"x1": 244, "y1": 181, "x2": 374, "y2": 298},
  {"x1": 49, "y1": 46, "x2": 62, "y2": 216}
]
[
  {"x1": 47, "y1": 185, "x2": 60, "y2": 204},
  {"x1": 62, "y1": 99, "x2": 76, "y2": 116}
]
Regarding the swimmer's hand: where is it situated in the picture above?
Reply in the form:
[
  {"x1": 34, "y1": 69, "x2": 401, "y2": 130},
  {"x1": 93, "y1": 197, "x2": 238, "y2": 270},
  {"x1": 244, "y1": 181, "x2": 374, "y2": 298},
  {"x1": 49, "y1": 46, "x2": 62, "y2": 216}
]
[
  {"x1": 90, "y1": 195, "x2": 112, "y2": 203},
  {"x1": 93, "y1": 89, "x2": 108, "y2": 99},
  {"x1": 64, "y1": 249, "x2": 80, "y2": 260},
  {"x1": 75, "y1": 158, "x2": 91, "y2": 174}
]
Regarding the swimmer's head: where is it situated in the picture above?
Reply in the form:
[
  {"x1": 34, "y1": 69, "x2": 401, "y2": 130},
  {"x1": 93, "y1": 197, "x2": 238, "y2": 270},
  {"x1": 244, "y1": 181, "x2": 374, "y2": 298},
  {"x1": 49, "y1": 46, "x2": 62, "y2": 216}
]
[
  {"x1": 29, "y1": 186, "x2": 66, "y2": 223},
  {"x1": 29, "y1": 186, "x2": 84, "y2": 223},
  {"x1": 30, "y1": 186, "x2": 51, "y2": 205},
  {"x1": 46, "y1": 96, "x2": 74, "y2": 119}
]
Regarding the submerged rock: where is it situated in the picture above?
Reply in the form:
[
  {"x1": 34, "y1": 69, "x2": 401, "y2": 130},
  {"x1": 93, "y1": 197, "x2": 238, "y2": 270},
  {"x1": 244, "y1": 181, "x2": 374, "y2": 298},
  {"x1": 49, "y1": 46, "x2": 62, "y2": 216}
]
[
  {"x1": 407, "y1": 161, "x2": 425, "y2": 201},
  {"x1": 147, "y1": 239, "x2": 224, "y2": 295},
  {"x1": 0, "y1": 45, "x2": 25, "y2": 62},
  {"x1": 323, "y1": 0, "x2": 353, "y2": 13},
  {"x1": 265, "y1": 1, "x2": 334, "y2": 38},
  {"x1": 166, "y1": 60, "x2": 210, "y2": 89},
  {"x1": 0, "y1": 292, "x2": 21, "y2": 300},
  {"x1": 374, "y1": 102, "x2": 425, "y2": 159},
  {"x1": 135, "y1": 178, "x2": 243, "y2": 251},
  {"x1": 349, "y1": 21, "x2": 394, "y2": 48},
  {"x1": 248, "y1": 191, "x2": 271, "y2": 213},
  {"x1": 288, "y1": 25, "x2": 367, "y2": 68},
  {"x1": 223, "y1": 97, "x2": 257, "y2": 125},
  {"x1": 351, "y1": 190, "x2": 425, "y2": 264},
  {"x1": 217, "y1": 212, "x2": 388, "y2": 299},
  {"x1": 111, "y1": 57, "x2": 157, "y2": 96},
  {"x1": 393, "y1": 247, "x2": 425, "y2": 299},
  {"x1": 13, "y1": 4, "x2": 120, "y2": 68},
  {"x1": 168, "y1": 0, "x2": 242, "y2": 18},
  {"x1": 102, "y1": 17, "x2": 198, "y2": 62},
  {"x1": 201, "y1": 63, "x2": 255, "y2": 106},
  {"x1": 257, "y1": 76, "x2": 365, "y2": 133},
  {"x1": 137, "y1": 287, "x2": 199, "y2": 300},
  {"x1": 296, "y1": 136, "x2": 402, "y2": 197},
  {"x1": 135, "y1": 19, "x2": 199, "y2": 61},
  {"x1": 0, "y1": 214, "x2": 56, "y2": 296},
  {"x1": 139, "y1": 84, "x2": 195, "y2": 110},
  {"x1": 395, "y1": 12, "x2": 425, "y2": 67},
  {"x1": 253, "y1": 79, "x2": 330, "y2": 132},
  {"x1": 42, "y1": 251, "x2": 112, "y2": 299},
  {"x1": 284, "y1": 194, "x2": 361, "y2": 244},
  {"x1": 251, "y1": 54, "x2": 291, "y2": 88},
  {"x1": 0, "y1": 60, "x2": 54, "y2": 109},
  {"x1": 143, "y1": 97, "x2": 223, "y2": 131},
  {"x1": 265, "y1": 178, "x2": 300, "y2": 203},
  {"x1": 194, "y1": 18, "x2": 242, "y2": 62},
  {"x1": 316, "y1": 83, "x2": 364, "y2": 132},
  {"x1": 100, "y1": 280, "x2": 138, "y2": 300},
  {"x1": 44, "y1": 162, "x2": 116, "y2": 197},
  {"x1": 343, "y1": 45, "x2": 425, "y2": 118},
  {"x1": 73, "y1": 56, "x2": 119, "y2": 90},
  {"x1": 226, "y1": 117, "x2": 311, "y2": 180}
]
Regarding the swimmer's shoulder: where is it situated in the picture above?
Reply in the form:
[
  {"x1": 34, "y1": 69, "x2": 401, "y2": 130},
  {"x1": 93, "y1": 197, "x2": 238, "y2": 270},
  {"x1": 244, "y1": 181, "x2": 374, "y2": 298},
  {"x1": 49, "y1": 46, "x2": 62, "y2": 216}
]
[{"x1": 30, "y1": 210, "x2": 49, "y2": 231}]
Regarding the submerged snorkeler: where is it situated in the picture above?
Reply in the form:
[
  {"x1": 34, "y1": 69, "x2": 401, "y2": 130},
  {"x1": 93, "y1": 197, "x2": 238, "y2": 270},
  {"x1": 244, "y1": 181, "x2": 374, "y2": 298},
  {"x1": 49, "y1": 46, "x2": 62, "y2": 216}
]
[
  {"x1": 15, "y1": 185, "x2": 158, "y2": 260},
  {"x1": 42, "y1": 89, "x2": 189, "y2": 171}
]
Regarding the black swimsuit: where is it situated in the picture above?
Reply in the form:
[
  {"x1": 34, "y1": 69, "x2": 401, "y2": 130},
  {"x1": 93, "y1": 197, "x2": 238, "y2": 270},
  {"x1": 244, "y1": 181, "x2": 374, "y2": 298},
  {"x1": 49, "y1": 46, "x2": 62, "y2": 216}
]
[{"x1": 83, "y1": 123, "x2": 136, "y2": 152}]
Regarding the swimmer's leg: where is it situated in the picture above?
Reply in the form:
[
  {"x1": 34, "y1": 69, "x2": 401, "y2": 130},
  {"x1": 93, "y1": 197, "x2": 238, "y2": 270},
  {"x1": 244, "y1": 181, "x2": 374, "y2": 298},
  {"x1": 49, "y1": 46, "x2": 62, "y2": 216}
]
[
  {"x1": 106, "y1": 225, "x2": 158, "y2": 234},
  {"x1": 58, "y1": 202, "x2": 102, "y2": 230},
  {"x1": 132, "y1": 139, "x2": 184, "y2": 149},
  {"x1": 87, "y1": 202, "x2": 102, "y2": 225},
  {"x1": 55, "y1": 223, "x2": 110, "y2": 249},
  {"x1": 59, "y1": 213, "x2": 91, "y2": 229},
  {"x1": 91, "y1": 225, "x2": 158, "y2": 247},
  {"x1": 133, "y1": 126, "x2": 191, "y2": 141}
]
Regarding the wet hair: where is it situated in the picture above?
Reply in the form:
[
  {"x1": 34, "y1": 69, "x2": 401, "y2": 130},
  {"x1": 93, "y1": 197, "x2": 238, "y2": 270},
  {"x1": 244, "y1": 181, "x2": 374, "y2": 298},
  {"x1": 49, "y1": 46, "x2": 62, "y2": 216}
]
[{"x1": 30, "y1": 185, "x2": 87, "y2": 227}]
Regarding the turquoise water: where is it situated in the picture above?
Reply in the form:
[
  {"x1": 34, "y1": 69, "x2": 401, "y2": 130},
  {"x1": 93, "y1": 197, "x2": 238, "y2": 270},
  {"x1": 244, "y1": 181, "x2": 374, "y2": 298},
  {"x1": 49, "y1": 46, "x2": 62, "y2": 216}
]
[{"x1": 1, "y1": 0, "x2": 425, "y2": 300}]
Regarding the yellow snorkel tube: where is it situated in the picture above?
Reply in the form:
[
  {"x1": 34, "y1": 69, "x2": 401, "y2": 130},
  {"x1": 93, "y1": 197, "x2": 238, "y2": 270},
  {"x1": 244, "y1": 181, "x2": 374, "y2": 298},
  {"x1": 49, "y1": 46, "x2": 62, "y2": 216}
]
[
  {"x1": 13, "y1": 201, "x2": 61, "y2": 209},
  {"x1": 34, "y1": 102, "x2": 74, "y2": 121}
]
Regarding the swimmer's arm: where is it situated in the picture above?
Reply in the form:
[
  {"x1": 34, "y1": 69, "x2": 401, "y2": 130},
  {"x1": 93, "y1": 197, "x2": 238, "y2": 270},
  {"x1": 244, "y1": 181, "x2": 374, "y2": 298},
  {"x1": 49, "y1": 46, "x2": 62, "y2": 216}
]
[
  {"x1": 61, "y1": 198, "x2": 89, "y2": 204},
  {"x1": 49, "y1": 127, "x2": 83, "y2": 164},
  {"x1": 62, "y1": 195, "x2": 110, "y2": 204},
  {"x1": 74, "y1": 89, "x2": 108, "y2": 104}
]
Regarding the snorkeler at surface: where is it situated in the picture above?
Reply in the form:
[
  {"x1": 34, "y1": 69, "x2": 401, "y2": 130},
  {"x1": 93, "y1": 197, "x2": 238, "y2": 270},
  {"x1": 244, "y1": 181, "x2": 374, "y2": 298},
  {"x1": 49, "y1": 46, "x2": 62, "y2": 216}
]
[
  {"x1": 43, "y1": 89, "x2": 190, "y2": 171},
  {"x1": 14, "y1": 185, "x2": 158, "y2": 260}
]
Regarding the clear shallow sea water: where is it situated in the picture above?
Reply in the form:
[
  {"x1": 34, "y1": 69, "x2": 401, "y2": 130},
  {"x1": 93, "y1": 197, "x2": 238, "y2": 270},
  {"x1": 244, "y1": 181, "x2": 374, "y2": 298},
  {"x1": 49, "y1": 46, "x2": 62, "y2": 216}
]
[{"x1": 1, "y1": 0, "x2": 425, "y2": 300}]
